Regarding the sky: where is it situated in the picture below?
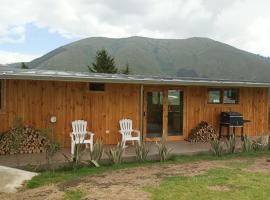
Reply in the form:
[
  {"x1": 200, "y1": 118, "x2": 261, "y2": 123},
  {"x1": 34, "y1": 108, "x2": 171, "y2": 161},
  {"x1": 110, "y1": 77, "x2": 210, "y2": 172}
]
[{"x1": 0, "y1": 0, "x2": 270, "y2": 64}]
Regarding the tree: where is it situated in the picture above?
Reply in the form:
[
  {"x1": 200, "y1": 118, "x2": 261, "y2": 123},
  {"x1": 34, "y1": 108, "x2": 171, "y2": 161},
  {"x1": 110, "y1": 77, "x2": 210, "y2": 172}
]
[
  {"x1": 21, "y1": 62, "x2": 29, "y2": 69},
  {"x1": 121, "y1": 63, "x2": 131, "y2": 75},
  {"x1": 88, "y1": 49, "x2": 118, "y2": 73}
]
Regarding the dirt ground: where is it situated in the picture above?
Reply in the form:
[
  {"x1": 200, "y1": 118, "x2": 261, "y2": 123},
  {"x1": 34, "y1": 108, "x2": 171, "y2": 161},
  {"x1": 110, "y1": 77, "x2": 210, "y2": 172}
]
[{"x1": 1, "y1": 157, "x2": 270, "y2": 200}]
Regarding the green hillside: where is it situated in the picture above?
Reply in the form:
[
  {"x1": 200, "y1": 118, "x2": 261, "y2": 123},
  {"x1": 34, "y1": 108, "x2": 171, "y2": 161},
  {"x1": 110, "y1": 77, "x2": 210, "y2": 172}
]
[{"x1": 28, "y1": 36, "x2": 270, "y2": 81}]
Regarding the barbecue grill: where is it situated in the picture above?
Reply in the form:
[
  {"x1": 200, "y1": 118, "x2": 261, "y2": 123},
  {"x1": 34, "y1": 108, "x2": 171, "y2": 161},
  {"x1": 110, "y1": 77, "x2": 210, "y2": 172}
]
[
  {"x1": 220, "y1": 112, "x2": 243, "y2": 126},
  {"x1": 219, "y1": 112, "x2": 250, "y2": 139}
]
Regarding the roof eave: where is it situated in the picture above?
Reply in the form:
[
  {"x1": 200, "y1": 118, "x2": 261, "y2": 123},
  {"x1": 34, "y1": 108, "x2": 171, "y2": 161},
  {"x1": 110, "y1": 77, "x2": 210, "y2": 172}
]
[{"x1": 1, "y1": 72, "x2": 270, "y2": 87}]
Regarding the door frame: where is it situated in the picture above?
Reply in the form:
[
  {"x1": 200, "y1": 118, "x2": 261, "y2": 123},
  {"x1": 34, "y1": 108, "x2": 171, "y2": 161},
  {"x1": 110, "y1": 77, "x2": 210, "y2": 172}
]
[{"x1": 143, "y1": 86, "x2": 186, "y2": 142}]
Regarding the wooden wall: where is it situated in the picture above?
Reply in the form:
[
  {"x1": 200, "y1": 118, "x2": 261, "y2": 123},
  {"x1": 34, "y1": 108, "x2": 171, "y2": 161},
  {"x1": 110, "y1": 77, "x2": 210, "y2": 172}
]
[
  {"x1": 0, "y1": 80, "x2": 141, "y2": 147},
  {"x1": 185, "y1": 86, "x2": 269, "y2": 137},
  {"x1": 0, "y1": 79, "x2": 268, "y2": 148}
]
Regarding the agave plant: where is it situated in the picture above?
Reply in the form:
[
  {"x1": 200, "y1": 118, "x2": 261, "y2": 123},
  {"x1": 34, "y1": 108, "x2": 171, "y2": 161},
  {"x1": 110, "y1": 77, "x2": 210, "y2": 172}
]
[
  {"x1": 241, "y1": 135, "x2": 253, "y2": 152},
  {"x1": 106, "y1": 142, "x2": 125, "y2": 165},
  {"x1": 226, "y1": 134, "x2": 236, "y2": 154},
  {"x1": 210, "y1": 138, "x2": 223, "y2": 156},
  {"x1": 62, "y1": 141, "x2": 84, "y2": 171},
  {"x1": 135, "y1": 141, "x2": 149, "y2": 162},
  {"x1": 89, "y1": 139, "x2": 104, "y2": 167},
  {"x1": 155, "y1": 136, "x2": 173, "y2": 162}
]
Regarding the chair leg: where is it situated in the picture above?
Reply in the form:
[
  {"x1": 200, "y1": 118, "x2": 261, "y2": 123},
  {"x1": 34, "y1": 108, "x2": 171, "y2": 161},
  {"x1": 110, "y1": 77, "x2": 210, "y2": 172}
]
[
  {"x1": 90, "y1": 142, "x2": 93, "y2": 152},
  {"x1": 71, "y1": 142, "x2": 75, "y2": 156},
  {"x1": 122, "y1": 139, "x2": 127, "y2": 148}
]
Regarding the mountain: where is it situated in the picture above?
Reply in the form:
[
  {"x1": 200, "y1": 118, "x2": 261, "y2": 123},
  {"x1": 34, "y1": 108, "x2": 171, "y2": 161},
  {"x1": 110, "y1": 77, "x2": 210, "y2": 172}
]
[
  {"x1": 6, "y1": 62, "x2": 25, "y2": 68},
  {"x1": 27, "y1": 36, "x2": 270, "y2": 81},
  {"x1": 0, "y1": 64, "x2": 10, "y2": 70},
  {"x1": 0, "y1": 64, "x2": 9, "y2": 67}
]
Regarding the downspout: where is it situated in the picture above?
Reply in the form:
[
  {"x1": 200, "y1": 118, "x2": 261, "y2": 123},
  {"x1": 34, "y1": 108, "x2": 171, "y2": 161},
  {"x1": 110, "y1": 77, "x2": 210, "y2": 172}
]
[{"x1": 140, "y1": 84, "x2": 144, "y2": 141}]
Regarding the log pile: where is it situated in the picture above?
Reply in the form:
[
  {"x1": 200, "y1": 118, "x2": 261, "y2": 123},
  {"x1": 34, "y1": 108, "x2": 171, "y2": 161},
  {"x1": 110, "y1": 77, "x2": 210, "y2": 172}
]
[
  {"x1": 0, "y1": 126, "x2": 49, "y2": 155},
  {"x1": 186, "y1": 121, "x2": 217, "y2": 143}
]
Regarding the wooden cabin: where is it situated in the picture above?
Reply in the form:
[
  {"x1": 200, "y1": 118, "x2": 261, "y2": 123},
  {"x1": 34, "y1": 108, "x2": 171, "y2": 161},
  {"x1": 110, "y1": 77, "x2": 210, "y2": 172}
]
[{"x1": 0, "y1": 70, "x2": 268, "y2": 147}]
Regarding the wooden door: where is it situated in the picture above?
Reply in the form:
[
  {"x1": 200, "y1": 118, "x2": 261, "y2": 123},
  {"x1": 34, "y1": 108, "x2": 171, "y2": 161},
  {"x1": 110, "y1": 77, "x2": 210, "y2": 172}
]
[
  {"x1": 144, "y1": 88, "x2": 164, "y2": 141},
  {"x1": 143, "y1": 87, "x2": 185, "y2": 141}
]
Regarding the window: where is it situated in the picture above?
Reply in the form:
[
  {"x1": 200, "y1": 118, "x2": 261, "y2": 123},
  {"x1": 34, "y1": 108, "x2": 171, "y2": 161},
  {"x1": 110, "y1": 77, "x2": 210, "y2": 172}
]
[
  {"x1": 207, "y1": 88, "x2": 239, "y2": 104},
  {"x1": 208, "y1": 89, "x2": 221, "y2": 104},
  {"x1": 0, "y1": 80, "x2": 5, "y2": 111},
  {"x1": 89, "y1": 83, "x2": 105, "y2": 91},
  {"x1": 223, "y1": 88, "x2": 239, "y2": 104},
  {"x1": 167, "y1": 90, "x2": 184, "y2": 136},
  {"x1": 152, "y1": 91, "x2": 163, "y2": 105}
]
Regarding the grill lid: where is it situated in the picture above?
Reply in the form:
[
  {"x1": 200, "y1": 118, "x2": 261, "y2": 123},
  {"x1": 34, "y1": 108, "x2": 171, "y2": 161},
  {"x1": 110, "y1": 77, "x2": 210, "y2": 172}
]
[{"x1": 221, "y1": 112, "x2": 242, "y2": 116}]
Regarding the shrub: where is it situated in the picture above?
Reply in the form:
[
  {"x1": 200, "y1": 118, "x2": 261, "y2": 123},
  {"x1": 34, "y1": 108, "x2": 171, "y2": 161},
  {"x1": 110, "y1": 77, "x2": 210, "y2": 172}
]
[
  {"x1": 89, "y1": 139, "x2": 103, "y2": 167},
  {"x1": 45, "y1": 140, "x2": 60, "y2": 169},
  {"x1": 155, "y1": 136, "x2": 173, "y2": 162},
  {"x1": 210, "y1": 138, "x2": 223, "y2": 156},
  {"x1": 106, "y1": 142, "x2": 125, "y2": 165},
  {"x1": 135, "y1": 141, "x2": 149, "y2": 162},
  {"x1": 241, "y1": 135, "x2": 253, "y2": 152},
  {"x1": 252, "y1": 137, "x2": 265, "y2": 151},
  {"x1": 39, "y1": 128, "x2": 60, "y2": 170},
  {"x1": 226, "y1": 135, "x2": 236, "y2": 154}
]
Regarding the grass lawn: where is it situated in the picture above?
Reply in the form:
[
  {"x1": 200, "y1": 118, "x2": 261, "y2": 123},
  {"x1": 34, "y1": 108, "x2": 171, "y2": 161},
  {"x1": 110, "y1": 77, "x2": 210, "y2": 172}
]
[
  {"x1": 27, "y1": 151, "x2": 270, "y2": 189},
  {"x1": 62, "y1": 189, "x2": 85, "y2": 200},
  {"x1": 0, "y1": 150, "x2": 268, "y2": 200},
  {"x1": 26, "y1": 162, "x2": 147, "y2": 189},
  {"x1": 146, "y1": 168, "x2": 270, "y2": 200}
]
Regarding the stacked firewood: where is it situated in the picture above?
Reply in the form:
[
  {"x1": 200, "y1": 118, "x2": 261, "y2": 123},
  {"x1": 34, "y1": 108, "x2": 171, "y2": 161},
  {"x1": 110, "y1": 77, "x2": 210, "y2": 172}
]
[
  {"x1": 186, "y1": 121, "x2": 217, "y2": 143},
  {"x1": 0, "y1": 126, "x2": 49, "y2": 155}
]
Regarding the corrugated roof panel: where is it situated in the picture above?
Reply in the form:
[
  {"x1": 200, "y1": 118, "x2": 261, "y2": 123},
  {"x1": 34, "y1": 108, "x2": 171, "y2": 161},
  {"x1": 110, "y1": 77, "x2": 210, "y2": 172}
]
[{"x1": 0, "y1": 69, "x2": 270, "y2": 87}]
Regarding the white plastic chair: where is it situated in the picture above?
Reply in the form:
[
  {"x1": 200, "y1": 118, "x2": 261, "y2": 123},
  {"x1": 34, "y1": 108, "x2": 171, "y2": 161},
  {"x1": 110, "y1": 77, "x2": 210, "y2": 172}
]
[
  {"x1": 70, "y1": 120, "x2": 94, "y2": 155},
  {"x1": 119, "y1": 119, "x2": 140, "y2": 147}
]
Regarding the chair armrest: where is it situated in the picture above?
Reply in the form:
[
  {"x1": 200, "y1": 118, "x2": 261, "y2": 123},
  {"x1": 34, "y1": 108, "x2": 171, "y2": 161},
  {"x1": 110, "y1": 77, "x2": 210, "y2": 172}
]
[
  {"x1": 87, "y1": 131, "x2": 94, "y2": 135},
  {"x1": 119, "y1": 130, "x2": 124, "y2": 135},
  {"x1": 87, "y1": 132, "x2": 94, "y2": 140},
  {"x1": 133, "y1": 130, "x2": 140, "y2": 136}
]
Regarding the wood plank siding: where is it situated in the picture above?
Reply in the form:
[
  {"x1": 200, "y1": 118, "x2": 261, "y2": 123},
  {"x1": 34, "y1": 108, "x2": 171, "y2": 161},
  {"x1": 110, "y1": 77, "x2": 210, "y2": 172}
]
[
  {"x1": 0, "y1": 80, "x2": 141, "y2": 147},
  {"x1": 143, "y1": 85, "x2": 268, "y2": 140},
  {"x1": 0, "y1": 80, "x2": 268, "y2": 147},
  {"x1": 185, "y1": 86, "x2": 268, "y2": 138}
]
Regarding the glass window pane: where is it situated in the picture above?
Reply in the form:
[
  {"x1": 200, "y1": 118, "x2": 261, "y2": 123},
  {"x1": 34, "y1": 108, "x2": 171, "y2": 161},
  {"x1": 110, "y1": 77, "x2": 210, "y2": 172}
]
[
  {"x1": 223, "y1": 89, "x2": 239, "y2": 104},
  {"x1": 208, "y1": 89, "x2": 221, "y2": 104},
  {"x1": 146, "y1": 91, "x2": 163, "y2": 138},
  {"x1": 89, "y1": 83, "x2": 105, "y2": 91},
  {"x1": 152, "y1": 91, "x2": 163, "y2": 105},
  {"x1": 168, "y1": 90, "x2": 183, "y2": 136}
]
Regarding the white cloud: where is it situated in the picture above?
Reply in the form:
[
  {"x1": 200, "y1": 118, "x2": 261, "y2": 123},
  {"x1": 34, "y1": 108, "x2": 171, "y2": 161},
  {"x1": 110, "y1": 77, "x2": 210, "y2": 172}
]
[
  {"x1": 0, "y1": 51, "x2": 40, "y2": 64},
  {"x1": 0, "y1": 26, "x2": 25, "y2": 43},
  {"x1": 0, "y1": 0, "x2": 270, "y2": 56}
]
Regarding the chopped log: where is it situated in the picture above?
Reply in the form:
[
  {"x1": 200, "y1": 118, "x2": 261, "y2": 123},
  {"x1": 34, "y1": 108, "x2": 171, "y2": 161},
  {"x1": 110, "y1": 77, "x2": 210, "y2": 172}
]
[
  {"x1": 0, "y1": 126, "x2": 50, "y2": 155},
  {"x1": 186, "y1": 121, "x2": 217, "y2": 143}
]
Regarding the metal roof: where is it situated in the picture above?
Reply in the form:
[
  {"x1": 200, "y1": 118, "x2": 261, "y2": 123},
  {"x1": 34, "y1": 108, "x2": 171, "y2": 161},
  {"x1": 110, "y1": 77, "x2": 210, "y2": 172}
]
[{"x1": 0, "y1": 68, "x2": 270, "y2": 87}]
